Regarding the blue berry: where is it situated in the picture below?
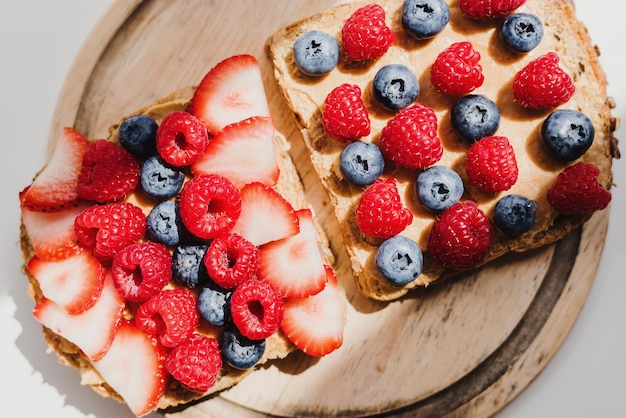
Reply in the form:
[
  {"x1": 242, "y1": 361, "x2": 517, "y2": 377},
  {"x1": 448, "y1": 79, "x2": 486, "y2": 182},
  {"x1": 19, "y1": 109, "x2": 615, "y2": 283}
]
[
  {"x1": 372, "y1": 64, "x2": 420, "y2": 111},
  {"x1": 375, "y1": 235, "x2": 423, "y2": 286},
  {"x1": 220, "y1": 325, "x2": 266, "y2": 370},
  {"x1": 339, "y1": 141, "x2": 385, "y2": 187},
  {"x1": 118, "y1": 114, "x2": 158, "y2": 158},
  {"x1": 293, "y1": 30, "x2": 339, "y2": 76},
  {"x1": 541, "y1": 109, "x2": 595, "y2": 161},
  {"x1": 197, "y1": 282, "x2": 232, "y2": 326},
  {"x1": 401, "y1": 0, "x2": 450, "y2": 39},
  {"x1": 146, "y1": 200, "x2": 185, "y2": 246},
  {"x1": 140, "y1": 155, "x2": 185, "y2": 198},
  {"x1": 172, "y1": 244, "x2": 209, "y2": 288},
  {"x1": 500, "y1": 13, "x2": 544, "y2": 53},
  {"x1": 415, "y1": 165, "x2": 464, "y2": 212},
  {"x1": 493, "y1": 194, "x2": 537, "y2": 236},
  {"x1": 450, "y1": 94, "x2": 500, "y2": 143}
]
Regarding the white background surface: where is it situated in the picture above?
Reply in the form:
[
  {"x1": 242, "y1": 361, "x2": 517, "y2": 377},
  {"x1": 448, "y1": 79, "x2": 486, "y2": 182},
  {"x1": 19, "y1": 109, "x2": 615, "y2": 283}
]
[{"x1": 1, "y1": 1, "x2": 624, "y2": 417}]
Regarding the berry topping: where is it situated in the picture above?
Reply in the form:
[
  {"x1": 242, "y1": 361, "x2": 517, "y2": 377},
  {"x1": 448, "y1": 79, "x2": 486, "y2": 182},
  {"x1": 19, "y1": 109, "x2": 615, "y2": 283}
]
[
  {"x1": 146, "y1": 200, "x2": 185, "y2": 246},
  {"x1": 204, "y1": 233, "x2": 259, "y2": 290},
  {"x1": 375, "y1": 235, "x2": 423, "y2": 286},
  {"x1": 372, "y1": 64, "x2": 420, "y2": 111},
  {"x1": 379, "y1": 103, "x2": 443, "y2": 170},
  {"x1": 111, "y1": 241, "x2": 172, "y2": 303},
  {"x1": 118, "y1": 114, "x2": 158, "y2": 158},
  {"x1": 76, "y1": 139, "x2": 140, "y2": 203},
  {"x1": 166, "y1": 333, "x2": 222, "y2": 393},
  {"x1": 135, "y1": 288, "x2": 200, "y2": 348},
  {"x1": 500, "y1": 13, "x2": 544, "y2": 53},
  {"x1": 230, "y1": 279, "x2": 284, "y2": 340},
  {"x1": 339, "y1": 141, "x2": 385, "y2": 187},
  {"x1": 220, "y1": 325, "x2": 266, "y2": 370},
  {"x1": 341, "y1": 4, "x2": 395, "y2": 61},
  {"x1": 546, "y1": 162, "x2": 611, "y2": 214},
  {"x1": 459, "y1": 0, "x2": 526, "y2": 20},
  {"x1": 493, "y1": 194, "x2": 537, "y2": 236},
  {"x1": 178, "y1": 174, "x2": 242, "y2": 240},
  {"x1": 155, "y1": 111, "x2": 208, "y2": 167},
  {"x1": 428, "y1": 200, "x2": 493, "y2": 269},
  {"x1": 541, "y1": 109, "x2": 595, "y2": 161},
  {"x1": 293, "y1": 30, "x2": 340, "y2": 76},
  {"x1": 355, "y1": 178, "x2": 413, "y2": 239},
  {"x1": 466, "y1": 135, "x2": 518, "y2": 193},
  {"x1": 140, "y1": 155, "x2": 185, "y2": 199},
  {"x1": 401, "y1": 0, "x2": 450, "y2": 39},
  {"x1": 197, "y1": 282, "x2": 232, "y2": 327},
  {"x1": 172, "y1": 244, "x2": 209, "y2": 288},
  {"x1": 450, "y1": 94, "x2": 500, "y2": 143},
  {"x1": 416, "y1": 165, "x2": 464, "y2": 212},
  {"x1": 430, "y1": 41, "x2": 484, "y2": 96},
  {"x1": 513, "y1": 52, "x2": 575, "y2": 109},
  {"x1": 321, "y1": 83, "x2": 371, "y2": 142}
]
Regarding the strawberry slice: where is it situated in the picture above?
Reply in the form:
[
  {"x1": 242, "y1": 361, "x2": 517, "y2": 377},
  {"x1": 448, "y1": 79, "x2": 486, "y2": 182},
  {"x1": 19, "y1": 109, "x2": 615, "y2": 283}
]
[
  {"x1": 187, "y1": 54, "x2": 270, "y2": 135},
  {"x1": 258, "y1": 208, "x2": 327, "y2": 298},
  {"x1": 90, "y1": 321, "x2": 168, "y2": 417},
  {"x1": 230, "y1": 182, "x2": 299, "y2": 246},
  {"x1": 27, "y1": 248, "x2": 104, "y2": 314},
  {"x1": 32, "y1": 270, "x2": 125, "y2": 361},
  {"x1": 20, "y1": 127, "x2": 90, "y2": 212},
  {"x1": 281, "y1": 265, "x2": 346, "y2": 357},
  {"x1": 191, "y1": 116, "x2": 279, "y2": 188}
]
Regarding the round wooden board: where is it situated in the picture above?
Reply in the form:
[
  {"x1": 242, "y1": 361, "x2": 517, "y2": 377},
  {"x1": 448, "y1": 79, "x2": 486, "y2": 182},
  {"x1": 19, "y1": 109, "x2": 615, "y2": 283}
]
[{"x1": 48, "y1": 1, "x2": 609, "y2": 417}]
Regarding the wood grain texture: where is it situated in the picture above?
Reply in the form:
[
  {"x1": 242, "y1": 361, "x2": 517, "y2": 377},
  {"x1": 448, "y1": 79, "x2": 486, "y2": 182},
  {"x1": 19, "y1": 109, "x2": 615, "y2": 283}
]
[{"x1": 46, "y1": 1, "x2": 609, "y2": 416}]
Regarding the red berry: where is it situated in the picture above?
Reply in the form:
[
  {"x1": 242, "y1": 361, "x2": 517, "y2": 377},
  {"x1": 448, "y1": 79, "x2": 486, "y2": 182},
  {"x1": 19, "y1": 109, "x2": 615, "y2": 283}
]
[
  {"x1": 135, "y1": 288, "x2": 200, "y2": 348},
  {"x1": 379, "y1": 103, "x2": 443, "y2": 170},
  {"x1": 321, "y1": 84, "x2": 371, "y2": 142},
  {"x1": 546, "y1": 162, "x2": 611, "y2": 214},
  {"x1": 178, "y1": 174, "x2": 242, "y2": 240},
  {"x1": 342, "y1": 4, "x2": 395, "y2": 61},
  {"x1": 204, "y1": 233, "x2": 259, "y2": 290},
  {"x1": 230, "y1": 279, "x2": 284, "y2": 340},
  {"x1": 459, "y1": 0, "x2": 526, "y2": 19},
  {"x1": 466, "y1": 135, "x2": 518, "y2": 192},
  {"x1": 111, "y1": 241, "x2": 172, "y2": 303},
  {"x1": 165, "y1": 333, "x2": 222, "y2": 393},
  {"x1": 431, "y1": 41, "x2": 484, "y2": 96},
  {"x1": 428, "y1": 201, "x2": 493, "y2": 269},
  {"x1": 74, "y1": 201, "x2": 146, "y2": 261},
  {"x1": 513, "y1": 52, "x2": 575, "y2": 109},
  {"x1": 355, "y1": 178, "x2": 413, "y2": 239},
  {"x1": 156, "y1": 111, "x2": 208, "y2": 167}
]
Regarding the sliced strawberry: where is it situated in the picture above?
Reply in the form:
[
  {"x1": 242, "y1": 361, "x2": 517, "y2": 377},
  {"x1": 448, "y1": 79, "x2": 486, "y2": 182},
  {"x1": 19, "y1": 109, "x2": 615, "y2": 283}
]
[
  {"x1": 281, "y1": 265, "x2": 346, "y2": 357},
  {"x1": 191, "y1": 116, "x2": 279, "y2": 188},
  {"x1": 258, "y1": 208, "x2": 327, "y2": 298},
  {"x1": 91, "y1": 320, "x2": 168, "y2": 417},
  {"x1": 27, "y1": 248, "x2": 104, "y2": 314},
  {"x1": 187, "y1": 54, "x2": 270, "y2": 135},
  {"x1": 20, "y1": 127, "x2": 90, "y2": 212},
  {"x1": 230, "y1": 182, "x2": 299, "y2": 246},
  {"x1": 32, "y1": 270, "x2": 125, "y2": 361}
]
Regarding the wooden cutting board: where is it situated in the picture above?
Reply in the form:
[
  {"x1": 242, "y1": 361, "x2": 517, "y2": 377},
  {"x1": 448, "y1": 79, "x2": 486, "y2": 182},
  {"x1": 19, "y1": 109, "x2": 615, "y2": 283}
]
[{"x1": 47, "y1": 1, "x2": 609, "y2": 416}]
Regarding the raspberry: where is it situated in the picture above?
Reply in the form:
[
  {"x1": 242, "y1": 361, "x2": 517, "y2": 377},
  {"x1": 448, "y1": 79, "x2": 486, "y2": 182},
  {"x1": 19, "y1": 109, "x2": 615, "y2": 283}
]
[
  {"x1": 355, "y1": 178, "x2": 413, "y2": 239},
  {"x1": 513, "y1": 52, "x2": 575, "y2": 109},
  {"x1": 321, "y1": 84, "x2": 371, "y2": 142},
  {"x1": 465, "y1": 135, "x2": 518, "y2": 192},
  {"x1": 76, "y1": 139, "x2": 140, "y2": 203},
  {"x1": 230, "y1": 279, "x2": 284, "y2": 340},
  {"x1": 178, "y1": 174, "x2": 241, "y2": 240},
  {"x1": 74, "y1": 201, "x2": 146, "y2": 261},
  {"x1": 135, "y1": 288, "x2": 200, "y2": 347},
  {"x1": 430, "y1": 42, "x2": 484, "y2": 96},
  {"x1": 165, "y1": 333, "x2": 222, "y2": 393},
  {"x1": 342, "y1": 4, "x2": 395, "y2": 61},
  {"x1": 459, "y1": 0, "x2": 526, "y2": 20},
  {"x1": 428, "y1": 201, "x2": 493, "y2": 269},
  {"x1": 111, "y1": 241, "x2": 172, "y2": 303},
  {"x1": 204, "y1": 233, "x2": 259, "y2": 290},
  {"x1": 546, "y1": 162, "x2": 611, "y2": 214},
  {"x1": 379, "y1": 103, "x2": 443, "y2": 170},
  {"x1": 156, "y1": 111, "x2": 208, "y2": 167}
]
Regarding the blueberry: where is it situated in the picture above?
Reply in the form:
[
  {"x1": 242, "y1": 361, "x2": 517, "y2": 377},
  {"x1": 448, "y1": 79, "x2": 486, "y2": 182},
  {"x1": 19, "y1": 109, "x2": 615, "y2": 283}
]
[
  {"x1": 140, "y1": 155, "x2": 185, "y2": 199},
  {"x1": 493, "y1": 194, "x2": 537, "y2": 236},
  {"x1": 172, "y1": 244, "x2": 209, "y2": 288},
  {"x1": 220, "y1": 326, "x2": 265, "y2": 370},
  {"x1": 401, "y1": 0, "x2": 450, "y2": 39},
  {"x1": 197, "y1": 282, "x2": 232, "y2": 326},
  {"x1": 146, "y1": 200, "x2": 185, "y2": 246},
  {"x1": 451, "y1": 94, "x2": 500, "y2": 143},
  {"x1": 118, "y1": 114, "x2": 158, "y2": 158},
  {"x1": 376, "y1": 235, "x2": 423, "y2": 286},
  {"x1": 293, "y1": 30, "x2": 339, "y2": 76},
  {"x1": 416, "y1": 165, "x2": 464, "y2": 212},
  {"x1": 339, "y1": 141, "x2": 385, "y2": 187},
  {"x1": 372, "y1": 64, "x2": 420, "y2": 111},
  {"x1": 541, "y1": 109, "x2": 595, "y2": 161},
  {"x1": 500, "y1": 13, "x2": 544, "y2": 53}
]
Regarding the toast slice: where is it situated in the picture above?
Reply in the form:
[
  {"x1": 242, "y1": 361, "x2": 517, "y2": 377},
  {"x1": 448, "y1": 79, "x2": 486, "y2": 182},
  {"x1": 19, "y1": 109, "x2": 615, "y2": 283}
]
[{"x1": 266, "y1": 0, "x2": 619, "y2": 301}]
